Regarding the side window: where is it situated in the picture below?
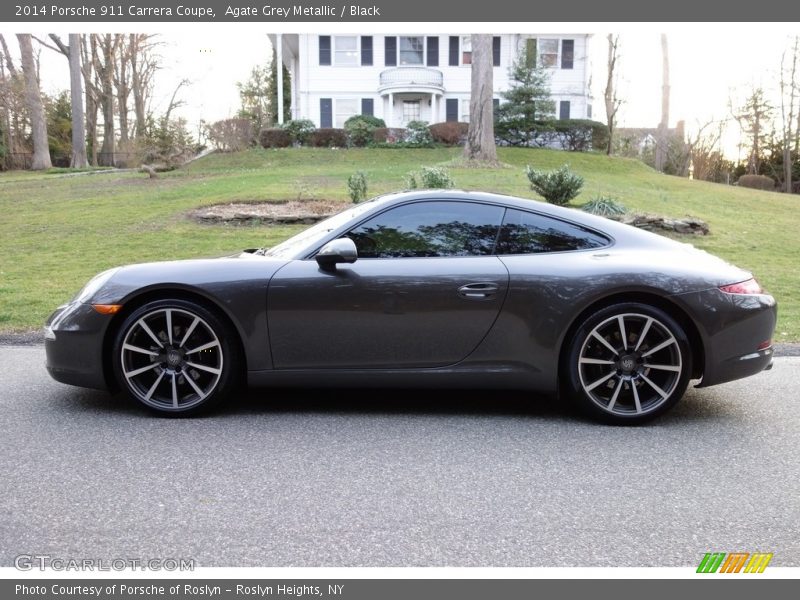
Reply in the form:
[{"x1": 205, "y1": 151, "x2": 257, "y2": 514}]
[
  {"x1": 497, "y1": 208, "x2": 609, "y2": 254},
  {"x1": 346, "y1": 201, "x2": 504, "y2": 258}
]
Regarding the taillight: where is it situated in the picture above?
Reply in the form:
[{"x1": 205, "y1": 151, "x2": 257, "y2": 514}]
[{"x1": 719, "y1": 278, "x2": 763, "y2": 295}]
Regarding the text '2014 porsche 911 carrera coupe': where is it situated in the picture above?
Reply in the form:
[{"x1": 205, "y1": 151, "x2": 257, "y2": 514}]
[{"x1": 44, "y1": 191, "x2": 776, "y2": 423}]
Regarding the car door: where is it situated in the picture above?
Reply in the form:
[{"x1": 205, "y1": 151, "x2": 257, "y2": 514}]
[{"x1": 267, "y1": 200, "x2": 509, "y2": 369}]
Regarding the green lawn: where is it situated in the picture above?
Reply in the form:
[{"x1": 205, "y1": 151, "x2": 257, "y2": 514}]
[{"x1": 1, "y1": 146, "x2": 798, "y2": 341}]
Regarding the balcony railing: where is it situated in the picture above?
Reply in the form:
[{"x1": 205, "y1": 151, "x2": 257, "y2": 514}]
[{"x1": 378, "y1": 67, "x2": 444, "y2": 91}]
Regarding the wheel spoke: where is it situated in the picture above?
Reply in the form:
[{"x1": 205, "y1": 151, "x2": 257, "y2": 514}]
[
  {"x1": 166, "y1": 309, "x2": 173, "y2": 345},
  {"x1": 643, "y1": 363, "x2": 681, "y2": 372},
  {"x1": 640, "y1": 373, "x2": 669, "y2": 399},
  {"x1": 585, "y1": 370, "x2": 617, "y2": 392},
  {"x1": 138, "y1": 319, "x2": 164, "y2": 348},
  {"x1": 185, "y1": 361, "x2": 221, "y2": 375},
  {"x1": 171, "y1": 373, "x2": 178, "y2": 408},
  {"x1": 632, "y1": 383, "x2": 642, "y2": 413},
  {"x1": 607, "y1": 378, "x2": 624, "y2": 412},
  {"x1": 641, "y1": 337, "x2": 677, "y2": 358},
  {"x1": 580, "y1": 357, "x2": 616, "y2": 365},
  {"x1": 634, "y1": 317, "x2": 653, "y2": 351},
  {"x1": 185, "y1": 340, "x2": 220, "y2": 355},
  {"x1": 183, "y1": 373, "x2": 207, "y2": 400},
  {"x1": 618, "y1": 316, "x2": 628, "y2": 350},
  {"x1": 124, "y1": 362, "x2": 159, "y2": 379},
  {"x1": 123, "y1": 343, "x2": 159, "y2": 357},
  {"x1": 144, "y1": 370, "x2": 165, "y2": 401},
  {"x1": 591, "y1": 331, "x2": 619, "y2": 357},
  {"x1": 178, "y1": 316, "x2": 200, "y2": 348}
]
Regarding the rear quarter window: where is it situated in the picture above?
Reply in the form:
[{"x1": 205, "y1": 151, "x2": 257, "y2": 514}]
[{"x1": 496, "y1": 208, "x2": 610, "y2": 254}]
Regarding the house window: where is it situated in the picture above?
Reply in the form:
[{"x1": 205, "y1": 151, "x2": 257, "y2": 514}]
[
  {"x1": 539, "y1": 39, "x2": 559, "y2": 68},
  {"x1": 403, "y1": 100, "x2": 421, "y2": 124},
  {"x1": 334, "y1": 36, "x2": 358, "y2": 66},
  {"x1": 335, "y1": 98, "x2": 359, "y2": 127},
  {"x1": 461, "y1": 35, "x2": 472, "y2": 65},
  {"x1": 399, "y1": 36, "x2": 424, "y2": 65}
]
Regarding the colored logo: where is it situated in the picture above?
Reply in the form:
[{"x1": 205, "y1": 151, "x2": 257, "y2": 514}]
[{"x1": 697, "y1": 552, "x2": 773, "y2": 573}]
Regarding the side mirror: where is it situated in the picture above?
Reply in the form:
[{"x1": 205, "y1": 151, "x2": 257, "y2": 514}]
[{"x1": 316, "y1": 238, "x2": 358, "y2": 270}]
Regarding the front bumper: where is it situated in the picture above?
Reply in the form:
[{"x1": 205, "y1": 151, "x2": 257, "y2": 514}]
[
  {"x1": 44, "y1": 302, "x2": 112, "y2": 391},
  {"x1": 673, "y1": 288, "x2": 777, "y2": 388}
]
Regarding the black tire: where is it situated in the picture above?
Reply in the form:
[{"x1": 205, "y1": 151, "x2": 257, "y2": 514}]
[
  {"x1": 564, "y1": 303, "x2": 692, "y2": 424},
  {"x1": 112, "y1": 298, "x2": 241, "y2": 416}
]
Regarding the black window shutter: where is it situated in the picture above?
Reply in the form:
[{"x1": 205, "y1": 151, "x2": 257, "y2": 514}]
[
  {"x1": 561, "y1": 39, "x2": 574, "y2": 69},
  {"x1": 448, "y1": 36, "x2": 459, "y2": 66},
  {"x1": 492, "y1": 37, "x2": 501, "y2": 66},
  {"x1": 384, "y1": 36, "x2": 397, "y2": 66},
  {"x1": 320, "y1": 98, "x2": 333, "y2": 128},
  {"x1": 361, "y1": 98, "x2": 374, "y2": 116},
  {"x1": 525, "y1": 38, "x2": 537, "y2": 68},
  {"x1": 361, "y1": 36, "x2": 373, "y2": 66},
  {"x1": 559, "y1": 101, "x2": 571, "y2": 120},
  {"x1": 493, "y1": 98, "x2": 500, "y2": 115},
  {"x1": 446, "y1": 98, "x2": 459, "y2": 122},
  {"x1": 427, "y1": 37, "x2": 439, "y2": 67},
  {"x1": 319, "y1": 36, "x2": 331, "y2": 66}
]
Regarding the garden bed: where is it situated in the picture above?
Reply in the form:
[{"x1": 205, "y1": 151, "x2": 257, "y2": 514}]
[{"x1": 190, "y1": 200, "x2": 344, "y2": 225}]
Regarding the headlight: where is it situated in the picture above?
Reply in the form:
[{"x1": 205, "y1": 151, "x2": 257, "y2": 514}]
[{"x1": 73, "y1": 267, "x2": 120, "y2": 303}]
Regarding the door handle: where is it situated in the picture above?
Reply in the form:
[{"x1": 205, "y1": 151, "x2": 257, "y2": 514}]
[{"x1": 458, "y1": 282, "x2": 499, "y2": 300}]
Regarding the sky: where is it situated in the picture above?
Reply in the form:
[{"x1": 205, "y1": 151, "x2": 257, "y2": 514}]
[{"x1": 6, "y1": 24, "x2": 800, "y2": 161}]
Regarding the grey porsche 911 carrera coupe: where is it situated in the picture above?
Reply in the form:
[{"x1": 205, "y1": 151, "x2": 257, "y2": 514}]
[{"x1": 44, "y1": 190, "x2": 776, "y2": 423}]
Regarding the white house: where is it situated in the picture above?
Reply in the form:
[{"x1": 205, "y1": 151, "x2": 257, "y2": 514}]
[{"x1": 268, "y1": 34, "x2": 594, "y2": 128}]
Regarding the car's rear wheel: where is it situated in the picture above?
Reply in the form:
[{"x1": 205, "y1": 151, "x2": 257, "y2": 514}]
[
  {"x1": 565, "y1": 303, "x2": 691, "y2": 424},
  {"x1": 112, "y1": 299, "x2": 239, "y2": 415}
]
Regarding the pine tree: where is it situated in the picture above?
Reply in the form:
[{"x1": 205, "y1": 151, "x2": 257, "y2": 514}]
[{"x1": 495, "y1": 49, "x2": 555, "y2": 146}]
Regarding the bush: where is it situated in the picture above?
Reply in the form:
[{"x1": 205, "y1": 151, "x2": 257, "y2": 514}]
[
  {"x1": 344, "y1": 114, "x2": 386, "y2": 129},
  {"x1": 206, "y1": 118, "x2": 254, "y2": 152},
  {"x1": 737, "y1": 174, "x2": 775, "y2": 191},
  {"x1": 582, "y1": 195, "x2": 627, "y2": 217},
  {"x1": 403, "y1": 120, "x2": 434, "y2": 147},
  {"x1": 406, "y1": 166, "x2": 454, "y2": 189},
  {"x1": 429, "y1": 122, "x2": 469, "y2": 145},
  {"x1": 553, "y1": 119, "x2": 610, "y2": 152},
  {"x1": 310, "y1": 128, "x2": 348, "y2": 147},
  {"x1": 525, "y1": 164, "x2": 584, "y2": 205},
  {"x1": 347, "y1": 171, "x2": 368, "y2": 203},
  {"x1": 259, "y1": 128, "x2": 291, "y2": 148},
  {"x1": 373, "y1": 127, "x2": 407, "y2": 144},
  {"x1": 344, "y1": 115, "x2": 385, "y2": 147},
  {"x1": 282, "y1": 119, "x2": 316, "y2": 145}
]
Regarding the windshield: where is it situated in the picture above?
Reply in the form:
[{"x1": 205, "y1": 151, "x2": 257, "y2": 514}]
[{"x1": 263, "y1": 200, "x2": 381, "y2": 259}]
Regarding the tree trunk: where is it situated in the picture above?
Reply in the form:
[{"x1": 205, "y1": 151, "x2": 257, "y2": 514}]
[
  {"x1": 463, "y1": 34, "x2": 497, "y2": 163},
  {"x1": 130, "y1": 34, "x2": 147, "y2": 138},
  {"x1": 16, "y1": 34, "x2": 51, "y2": 170},
  {"x1": 96, "y1": 34, "x2": 116, "y2": 167},
  {"x1": 604, "y1": 34, "x2": 620, "y2": 156},
  {"x1": 67, "y1": 34, "x2": 88, "y2": 168},
  {"x1": 655, "y1": 34, "x2": 670, "y2": 172}
]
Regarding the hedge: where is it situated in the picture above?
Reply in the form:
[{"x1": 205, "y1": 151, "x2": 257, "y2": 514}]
[
  {"x1": 310, "y1": 128, "x2": 348, "y2": 147},
  {"x1": 259, "y1": 128, "x2": 291, "y2": 148},
  {"x1": 429, "y1": 122, "x2": 469, "y2": 145}
]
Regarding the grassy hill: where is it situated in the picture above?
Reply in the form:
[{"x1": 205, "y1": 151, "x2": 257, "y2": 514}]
[{"x1": 0, "y1": 146, "x2": 797, "y2": 341}]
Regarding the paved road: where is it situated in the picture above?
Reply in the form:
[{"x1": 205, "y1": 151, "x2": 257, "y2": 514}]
[{"x1": 1, "y1": 345, "x2": 798, "y2": 568}]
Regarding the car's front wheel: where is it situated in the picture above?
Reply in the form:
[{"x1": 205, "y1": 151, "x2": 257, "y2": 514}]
[
  {"x1": 112, "y1": 299, "x2": 239, "y2": 415},
  {"x1": 565, "y1": 303, "x2": 691, "y2": 424}
]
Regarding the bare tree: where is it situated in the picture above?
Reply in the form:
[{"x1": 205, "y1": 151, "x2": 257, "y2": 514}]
[
  {"x1": 779, "y1": 36, "x2": 799, "y2": 193},
  {"x1": 114, "y1": 36, "x2": 131, "y2": 144},
  {"x1": 91, "y1": 34, "x2": 121, "y2": 166},
  {"x1": 655, "y1": 34, "x2": 670, "y2": 172},
  {"x1": 128, "y1": 34, "x2": 160, "y2": 138},
  {"x1": 42, "y1": 34, "x2": 89, "y2": 168},
  {"x1": 79, "y1": 35, "x2": 99, "y2": 165},
  {"x1": 164, "y1": 78, "x2": 190, "y2": 125},
  {"x1": 604, "y1": 34, "x2": 622, "y2": 156},
  {"x1": 16, "y1": 34, "x2": 51, "y2": 170},
  {"x1": 463, "y1": 34, "x2": 497, "y2": 164}
]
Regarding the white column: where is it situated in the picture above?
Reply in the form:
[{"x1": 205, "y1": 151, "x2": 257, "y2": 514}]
[
  {"x1": 431, "y1": 94, "x2": 437, "y2": 124},
  {"x1": 388, "y1": 93, "x2": 394, "y2": 127},
  {"x1": 276, "y1": 33, "x2": 284, "y2": 125}
]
